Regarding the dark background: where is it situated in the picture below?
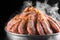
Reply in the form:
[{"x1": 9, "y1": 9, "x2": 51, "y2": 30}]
[{"x1": 0, "y1": 0, "x2": 60, "y2": 40}]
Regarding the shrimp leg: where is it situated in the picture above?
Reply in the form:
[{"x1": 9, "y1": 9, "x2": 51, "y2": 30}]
[
  {"x1": 27, "y1": 14, "x2": 36, "y2": 35},
  {"x1": 38, "y1": 13, "x2": 53, "y2": 34},
  {"x1": 5, "y1": 15, "x2": 21, "y2": 32},
  {"x1": 36, "y1": 19, "x2": 45, "y2": 35},
  {"x1": 47, "y1": 16, "x2": 60, "y2": 32}
]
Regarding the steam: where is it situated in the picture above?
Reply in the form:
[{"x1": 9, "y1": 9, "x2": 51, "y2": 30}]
[
  {"x1": 22, "y1": 1, "x2": 32, "y2": 9},
  {"x1": 35, "y1": 1, "x2": 60, "y2": 21},
  {"x1": 46, "y1": 3, "x2": 60, "y2": 21},
  {"x1": 22, "y1": 1, "x2": 60, "y2": 21}
]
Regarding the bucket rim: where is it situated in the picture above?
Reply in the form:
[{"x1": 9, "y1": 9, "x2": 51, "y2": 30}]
[{"x1": 5, "y1": 28, "x2": 60, "y2": 37}]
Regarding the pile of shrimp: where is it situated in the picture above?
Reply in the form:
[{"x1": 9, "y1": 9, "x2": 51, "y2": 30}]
[{"x1": 5, "y1": 7, "x2": 60, "y2": 35}]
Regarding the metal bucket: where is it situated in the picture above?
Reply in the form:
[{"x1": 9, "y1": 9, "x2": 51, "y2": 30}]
[{"x1": 5, "y1": 29, "x2": 60, "y2": 40}]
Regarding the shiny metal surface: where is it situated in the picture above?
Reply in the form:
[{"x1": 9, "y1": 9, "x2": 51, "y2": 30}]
[{"x1": 5, "y1": 29, "x2": 60, "y2": 40}]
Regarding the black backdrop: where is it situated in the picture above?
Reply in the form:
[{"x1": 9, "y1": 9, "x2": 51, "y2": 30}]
[{"x1": 0, "y1": 0, "x2": 60, "y2": 40}]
